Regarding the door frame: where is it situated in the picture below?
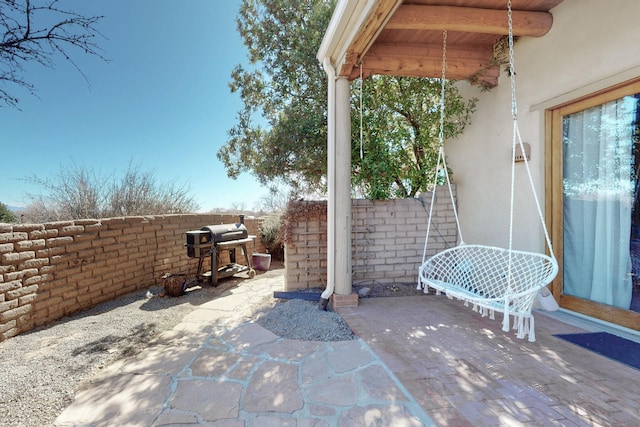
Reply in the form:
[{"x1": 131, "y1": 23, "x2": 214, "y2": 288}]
[{"x1": 546, "y1": 78, "x2": 640, "y2": 331}]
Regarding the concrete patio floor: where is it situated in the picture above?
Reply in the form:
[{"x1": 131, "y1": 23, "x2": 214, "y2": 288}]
[{"x1": 337, "y1": 294, "x2": 640, "y2": 426}]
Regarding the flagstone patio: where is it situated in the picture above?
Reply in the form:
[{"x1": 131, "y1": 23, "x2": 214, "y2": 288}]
[{"x1": 53, "y1": 267, "x2": 640, "y2": 426}]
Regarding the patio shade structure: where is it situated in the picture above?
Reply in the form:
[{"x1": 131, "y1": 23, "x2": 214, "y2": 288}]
[{"x1": 316, "y1": 0, "x2": 563, "y2": 301}]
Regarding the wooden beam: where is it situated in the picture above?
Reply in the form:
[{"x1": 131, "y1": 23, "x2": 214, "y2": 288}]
[
  {"x1": 367, "y1": 42, "x2": 494, "y2": 63},
  {"x1": 353, "y1": 64, "x2": 500, "y2": 88},
  {"x1": 341, "y1": 41, "x2": 501, "y2": 87},
  {"x1": 347, "y1": 0, "x2": 402, "y2": 58},
  {"x1": 361, "y1": 42, "x2": 495, "y2": 77},
  {"x1": 336, "y1": 0, "x2": 402, "y2": 80},
  {"x1": 358, "y1": 58, "x2": 499, "y2": 82},
  {"x1": 358, "y1": 44, "x2": 500, "y2": 82},
  {"x1": 387, "y1": 5, "x2": 553, "y2": 37}
]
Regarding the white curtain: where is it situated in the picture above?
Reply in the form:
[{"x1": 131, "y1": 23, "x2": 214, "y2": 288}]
[{"x1": 563, "y1": 97, "x2": 636, "y2": 310}]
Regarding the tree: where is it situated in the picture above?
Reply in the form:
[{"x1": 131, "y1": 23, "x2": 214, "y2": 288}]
[
  {"x1": 353, "y1": 76, "x2": 476, "y2": 199},
  {"x1": 218, "y1": 0, "x2": 332, "y2": 197},
  {"x1": 21, "y1": 162, "x2": 199, "y2": 222},
  {"x1": 0, "y1": 201, "x2": 18, "y2": 223},
  {"x1": 220, "y1": 0, "x2": 476, "y2": 200},
  {"x1": 106, "y1": 163, "x2": 199, "y2": 217},
  {"x1": 0, "y1": 0, "x2": 107, "y2": 108},
  {"x1": 256, "y1": 182, "x2": 290, "y2": 213}
]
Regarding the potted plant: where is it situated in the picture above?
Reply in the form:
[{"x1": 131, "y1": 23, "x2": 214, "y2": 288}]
[{"x1": 253, "y1": 214, "x2": 283, "y2": 270}]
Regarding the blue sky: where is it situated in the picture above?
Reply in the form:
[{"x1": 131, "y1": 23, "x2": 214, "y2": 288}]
[{"x1": 0, "y1": 0, "x2": 272, "y2": 212}]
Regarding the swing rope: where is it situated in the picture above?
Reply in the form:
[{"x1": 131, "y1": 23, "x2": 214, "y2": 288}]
[
  {"x1": 421, "y1": 29, "x2": 465, "y2": 265},
  {"x1": 417, "y1": 0, "x2": 559, "y2": 342},
  {"x1": 506, "y1": 0, "x2": 556, "y2": 261}
]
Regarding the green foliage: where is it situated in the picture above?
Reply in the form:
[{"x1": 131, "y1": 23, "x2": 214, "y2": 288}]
[
  {"x1": 352, "y1": 76, "x2": 476, "y2": 198},
  {"x1": 0, "y1": 202, "x2": 18, "y2": 223},
  {"x1": 221, "y1": 0, "x2": 477, "y2": 201},
  {"x1": 259, "y1": 214, "x2": 283, "y2": 254},
  {"x1": 218, "y1": 0, "x2": 333, "y2": 196}
]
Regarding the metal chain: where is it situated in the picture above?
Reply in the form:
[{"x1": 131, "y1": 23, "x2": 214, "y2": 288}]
[
  {"x1": 359, "y1": 62, "x2": 364, "y2": 159},
  {"x1": 439, "y1": 30, "x2": 447, "y2": 146},
  {"x1": 508, "y1": 0, "x2": 517, "y2": 120}
]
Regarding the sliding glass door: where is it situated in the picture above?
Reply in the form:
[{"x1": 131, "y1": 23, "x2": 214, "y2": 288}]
[
  {"x1": 563, "y1": 95, "x2": 637, "y2": 309},
  {"x1": 549, "y1": 79, "x2": 640, "y2": 329}
]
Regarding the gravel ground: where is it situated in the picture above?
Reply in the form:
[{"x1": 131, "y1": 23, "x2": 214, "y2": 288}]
[
  {"x1": 257, "y1": 280, "x2": 424, "y2": 341},
  {"x1": 353, "y1": 280, "x2": 426, "y2": 298},
  {"x1": 0, "y1": 275, "x2": 256, "y2": 427},
  {"x1": 0, "y1": 267, "x2": 423, "y2": 427},
  {"x1": 258, "y1": 298, "x2": 356, "y2": 341}
]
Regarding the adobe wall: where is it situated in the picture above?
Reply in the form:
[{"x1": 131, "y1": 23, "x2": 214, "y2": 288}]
[
  {"x1": 1, "y1": 191, "x2": 457, "y2": 341},
  {"x1": 0, "y1": 214, "x2": 264, "y2": 341},
  {"x1": 284, "y1": 186, "x2": 458, "y2": 290}
]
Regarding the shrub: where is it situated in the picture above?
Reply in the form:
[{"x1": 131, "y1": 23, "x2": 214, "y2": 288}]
[{"x1": 260, "y1": 214, "x2": 283, "y2": 259}]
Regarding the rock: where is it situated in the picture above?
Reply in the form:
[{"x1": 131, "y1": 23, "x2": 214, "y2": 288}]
[{"x1": 358, "y1": 287, "x2": 372, "y2": 298}]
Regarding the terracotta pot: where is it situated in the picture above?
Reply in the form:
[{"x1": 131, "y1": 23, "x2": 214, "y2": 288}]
[{"x1": 252, "y1": 253, "x2": 271, "y2": 271}]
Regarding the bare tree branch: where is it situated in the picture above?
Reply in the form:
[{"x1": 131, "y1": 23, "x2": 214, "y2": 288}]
[
  {"x1": 20, "y1": 161, "x2": 200, "y2": 222},
  {"x1": 0, "y1": 0, "x2": 108, "y2": 108}
]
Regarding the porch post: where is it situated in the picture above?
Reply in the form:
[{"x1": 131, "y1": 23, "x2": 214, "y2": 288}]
[{"x1": 334, "y1": 76, "x2": 352, "y2": 295}]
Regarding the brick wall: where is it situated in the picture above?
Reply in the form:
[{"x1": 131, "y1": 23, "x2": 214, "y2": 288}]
[
  {"x1": 0, "y1": 214, "x2": 265, "y2": 341},
  {"x1": 284, "y1": 186, "x2": 458, "y2": 291}
]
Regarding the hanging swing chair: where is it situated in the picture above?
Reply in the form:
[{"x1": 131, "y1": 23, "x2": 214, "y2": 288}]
[{"x1": 417, "y1": 3, "x2": 558, "y2": 342}]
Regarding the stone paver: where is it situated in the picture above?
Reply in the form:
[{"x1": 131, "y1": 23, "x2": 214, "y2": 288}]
[
  {"x1": 188, "y1": 347, "x2": 243, "y2": 377},
  {"x1": 306, "y1": 375, "x2": 360, "y2": 406},
  {"x1": 358, "y1": 364, "x2": 410, "y2": 401},
  {"x1": 55, "y1": 373, "x2": 173, "y2": 427},
  {"x1": 338, "y1": 405, "x2": 425, "y2": 427},
  {"x1": 244, "y1": 360, "x2": 303, "y2": 413},
  {"x1": 55, "y1": 270, "x2": 433, "y2": 426},
  {"x1": 327, "y1": 339, "x2": 374, "y2": 373},
  {"x1": 223, "y1": 321, "x2": 279, "y2": 351},
  {"x1": 57, "y1": 267, "x2": 640, "y2": 426},
  {"x1": 170, "y1": 380, "x2": 243, "y2": 420}
]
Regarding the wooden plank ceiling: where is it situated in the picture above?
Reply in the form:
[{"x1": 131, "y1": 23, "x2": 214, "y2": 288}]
[{"x1": 341, "y1": 0, "x2": 564, "y2": 87}]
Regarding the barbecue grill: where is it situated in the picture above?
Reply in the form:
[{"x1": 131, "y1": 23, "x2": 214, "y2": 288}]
[{"x1": 185, "y1": 216, "x2": 256, "y2": 285}]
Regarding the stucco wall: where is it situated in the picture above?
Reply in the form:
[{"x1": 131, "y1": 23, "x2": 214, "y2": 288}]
[{"x1": 449, "y1": 0, "x2": 640, "y2": 252}]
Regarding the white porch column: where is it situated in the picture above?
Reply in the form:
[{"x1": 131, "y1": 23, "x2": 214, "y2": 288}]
[
  {"x1": 321, "y1": 63, "x2": 352, "y2": 306},
  {"x1": 333, "y1": 76, "x2": 352, "y2": 295}
]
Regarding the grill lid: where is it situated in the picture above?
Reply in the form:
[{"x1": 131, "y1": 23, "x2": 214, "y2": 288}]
[{"x1": 201, "y1": 223, "x2": 248, "y2": 243}]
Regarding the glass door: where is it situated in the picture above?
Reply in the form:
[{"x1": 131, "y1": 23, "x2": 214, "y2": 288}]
[{"x1": 548, "y1": 80, "x2": 640, "y2": 330}]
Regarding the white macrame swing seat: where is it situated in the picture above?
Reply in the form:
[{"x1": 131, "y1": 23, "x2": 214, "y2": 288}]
[
  {"x1": 417, "y1": 19, "x2": 558, "y2": 342},
  {"x1": 418, "y1": 244, "x2": 558, "y2": 341}
]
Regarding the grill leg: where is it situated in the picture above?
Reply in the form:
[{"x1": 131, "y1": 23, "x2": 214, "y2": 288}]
[
  {"x1": 196, "y1": 257, "x2": 204, "y2": 280},
  {"x1": 241, "y1": 243, "x2": 256, "y2": 279},
  {"x1": 241, "y1": 244, "x2": 252, "y2": 270},
  {"x1": 211, "y1": 246, "x2": 218, "y2": 286}
]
